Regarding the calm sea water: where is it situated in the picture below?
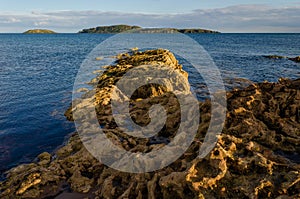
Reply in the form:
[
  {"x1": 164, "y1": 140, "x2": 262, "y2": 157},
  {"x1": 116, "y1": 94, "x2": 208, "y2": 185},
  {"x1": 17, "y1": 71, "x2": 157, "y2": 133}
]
[{"x1": 0, "y1": 33, "x2": 299, "y2": 174}]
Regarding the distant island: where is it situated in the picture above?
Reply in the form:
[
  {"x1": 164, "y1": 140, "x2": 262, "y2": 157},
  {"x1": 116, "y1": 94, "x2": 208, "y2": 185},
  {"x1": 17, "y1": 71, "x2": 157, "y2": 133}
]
[
  {"x1": 79, "y1": 25, "x2": 141, "y2": 33},
  {"x1": 23, "y1": 29, "x2": 56, "y2": 34},
  {"x1": 22, "y1": 25, "x2": 219, "y2": 34},
  {"x1": 78, "y1": 24, "x2": 220, "y2": 34}
]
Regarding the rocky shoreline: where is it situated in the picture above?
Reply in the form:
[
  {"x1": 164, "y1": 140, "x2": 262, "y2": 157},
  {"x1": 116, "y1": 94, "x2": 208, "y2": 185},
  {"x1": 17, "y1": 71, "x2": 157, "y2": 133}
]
[{"x1": 0, "y1": 49, "x2": 299, "y2": 198}]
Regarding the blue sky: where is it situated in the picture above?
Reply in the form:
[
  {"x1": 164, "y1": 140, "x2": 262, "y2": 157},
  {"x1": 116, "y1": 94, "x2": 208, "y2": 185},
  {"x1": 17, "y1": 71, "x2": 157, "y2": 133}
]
[{"x1": 0, "y1": 0, "x2": 300, "y2": 32}]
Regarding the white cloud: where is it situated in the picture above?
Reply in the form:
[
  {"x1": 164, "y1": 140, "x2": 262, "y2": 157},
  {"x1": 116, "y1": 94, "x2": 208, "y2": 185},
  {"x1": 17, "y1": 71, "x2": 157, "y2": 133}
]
[
  {"x1": 34, "y1": 21, "x2": 49, "y2": 26},
  {"x1": 0, "y1": 17, "x2": 21, "y2": 24},
  {"x1": 0, "y1": 4, "x2": 299, "y2": 33}
]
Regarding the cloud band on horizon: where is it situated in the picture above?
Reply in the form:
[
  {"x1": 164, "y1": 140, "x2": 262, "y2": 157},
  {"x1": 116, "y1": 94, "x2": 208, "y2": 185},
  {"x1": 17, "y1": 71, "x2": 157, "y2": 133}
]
[{"x1": 0, "y1": 4, "x2": 299, "y2": 33}]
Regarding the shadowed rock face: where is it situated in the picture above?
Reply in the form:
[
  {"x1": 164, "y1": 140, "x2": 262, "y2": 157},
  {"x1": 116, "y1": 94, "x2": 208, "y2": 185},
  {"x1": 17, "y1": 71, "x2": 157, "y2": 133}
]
[{"x1": 1, "y1": 49, "x2": 299, "y2": 198}]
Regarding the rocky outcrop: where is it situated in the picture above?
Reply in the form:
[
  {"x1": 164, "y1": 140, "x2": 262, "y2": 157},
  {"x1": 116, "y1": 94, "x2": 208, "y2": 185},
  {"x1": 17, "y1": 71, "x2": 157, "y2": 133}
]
[
  {"x1": 1, "y1": 49, "x2": 299, "y2": 198},
  {"x1": 264, "y1": 55, "x2": 300, "y2": 63},
  {"x1": 289, "y1": 56, "x2": 300, "y2": 63},
  {"x1": 188, "y1": 77, "x2": 300, "y2": 198},
  {"x1": 263, "y1": 55, "x2": 287, "y2": 59},
  {"x1": 23, "y1": 29, "x2": 56, "y2": 34}
]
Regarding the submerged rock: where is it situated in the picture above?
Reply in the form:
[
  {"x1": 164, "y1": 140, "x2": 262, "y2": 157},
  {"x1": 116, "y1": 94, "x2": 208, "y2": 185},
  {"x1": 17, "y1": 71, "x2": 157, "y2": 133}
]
[
  {"x1": 1, "y1": 49, "x2": 299, "y2": 198},
  {"x1": 263, "y1": 55, "x2": 300, "y2": 63}
]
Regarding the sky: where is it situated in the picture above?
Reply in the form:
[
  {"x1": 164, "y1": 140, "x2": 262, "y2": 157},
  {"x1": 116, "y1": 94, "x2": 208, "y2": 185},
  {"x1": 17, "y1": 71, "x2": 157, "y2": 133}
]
[{"x1": 0, "y1": 0, "x2": 300, "y2": 33}]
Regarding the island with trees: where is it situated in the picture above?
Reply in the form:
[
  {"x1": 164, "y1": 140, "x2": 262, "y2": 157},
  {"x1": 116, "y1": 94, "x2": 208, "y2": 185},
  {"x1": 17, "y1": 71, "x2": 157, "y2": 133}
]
[{"x1": 78, "y1": 24, "x2": 220, "y2": 34}]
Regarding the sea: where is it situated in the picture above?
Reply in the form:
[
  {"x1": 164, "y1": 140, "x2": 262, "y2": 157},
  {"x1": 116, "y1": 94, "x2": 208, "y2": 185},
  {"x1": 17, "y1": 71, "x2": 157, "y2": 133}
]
[{"x1": 0, "y1": 33, "x2": 299, "y2": 176}]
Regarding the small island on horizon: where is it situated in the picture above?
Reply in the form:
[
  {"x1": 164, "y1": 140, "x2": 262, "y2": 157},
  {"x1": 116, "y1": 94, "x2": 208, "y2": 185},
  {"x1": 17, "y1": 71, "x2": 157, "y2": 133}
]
[{"x1": 23, "y1": 29, "x2": 57, "y2": 34}]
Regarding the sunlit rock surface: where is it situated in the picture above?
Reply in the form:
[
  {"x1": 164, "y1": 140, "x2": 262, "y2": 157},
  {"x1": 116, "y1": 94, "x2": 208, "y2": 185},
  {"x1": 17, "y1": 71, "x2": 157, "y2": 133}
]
[{"x1": 1, "y1": 49, "x2": 299, "y2": 199}]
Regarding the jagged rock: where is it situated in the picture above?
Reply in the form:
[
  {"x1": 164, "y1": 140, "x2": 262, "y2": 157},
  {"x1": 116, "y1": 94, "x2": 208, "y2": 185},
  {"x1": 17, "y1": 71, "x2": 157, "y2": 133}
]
[
  {"x1": 68, "y1": 170, "x2": 93, "y2": 193},
  {"x1": 37, "y1": 152, "x2": 51, "y2": 166},
  {"x1": 289, "y1": 56, "x2": 300, "y2": 63},
  {"x1": 263, "y1": 55, "x2": 287, "y2": 59},
  {"x1": 263, "y1": 55, "x2": 300, "y2": 63},
  {"x1": 1, "y1": 49, "x2": 299, "y2": 198}
]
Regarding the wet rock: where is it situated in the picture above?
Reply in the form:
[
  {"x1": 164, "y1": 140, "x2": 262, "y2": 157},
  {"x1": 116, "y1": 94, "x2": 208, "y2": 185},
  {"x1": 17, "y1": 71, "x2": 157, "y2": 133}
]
[
  {"x1": 263, "y1": 55, "x2": 300, "y2": 63},
  {"x1": 76, "y1": 88, "x2": 89, "y2": 93},
  {"x1": 224, "y1": 78, "x2": 254, "y2": 90},
  {"x1": 263, "y1": 55, "x2": 287, "y2": 59},
  {"x1": 95, "y1": 57, "x2": 103, "y2": 61},
  {"x1": 289, "y1": 56, "x2": 300, "y2": 63}
]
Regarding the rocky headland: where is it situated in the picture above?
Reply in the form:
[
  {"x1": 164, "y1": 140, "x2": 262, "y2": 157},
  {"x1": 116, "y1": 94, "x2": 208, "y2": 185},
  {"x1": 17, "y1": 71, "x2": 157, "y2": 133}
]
[
  {"x1": 78, "y1": 25, "x2": 220, "y2": 34},
  {"x1": 23, "y1": 29, "x2": 56, "y2": 34},
  {"x1": 0, "y1": 49, "x2": 299, "y2": 198}
]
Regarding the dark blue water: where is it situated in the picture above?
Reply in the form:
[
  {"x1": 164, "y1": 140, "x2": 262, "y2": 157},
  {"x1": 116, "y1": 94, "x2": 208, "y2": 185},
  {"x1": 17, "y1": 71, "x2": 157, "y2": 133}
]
[
  {"x1": 0, "y1": 34, "x2": 111, "y2": 173},
  {"x1": 190, "y1": 34, "x2": 300, "y2": 82},
  {"x1": 0, "y1": 33, "x2": 299, "y2": 174}
]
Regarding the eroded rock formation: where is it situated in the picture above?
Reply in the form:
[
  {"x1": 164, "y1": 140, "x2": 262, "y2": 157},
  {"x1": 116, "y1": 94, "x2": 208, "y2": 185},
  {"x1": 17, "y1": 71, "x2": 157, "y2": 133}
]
[{"x1": 0, "y1": 49, "x2": 299, "y2": 199}]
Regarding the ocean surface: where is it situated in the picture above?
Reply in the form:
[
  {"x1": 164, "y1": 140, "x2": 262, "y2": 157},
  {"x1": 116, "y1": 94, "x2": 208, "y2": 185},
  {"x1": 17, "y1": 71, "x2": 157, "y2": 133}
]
[{"x1": 0, "y1": 33, "x2": 299, "y2": 175}]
